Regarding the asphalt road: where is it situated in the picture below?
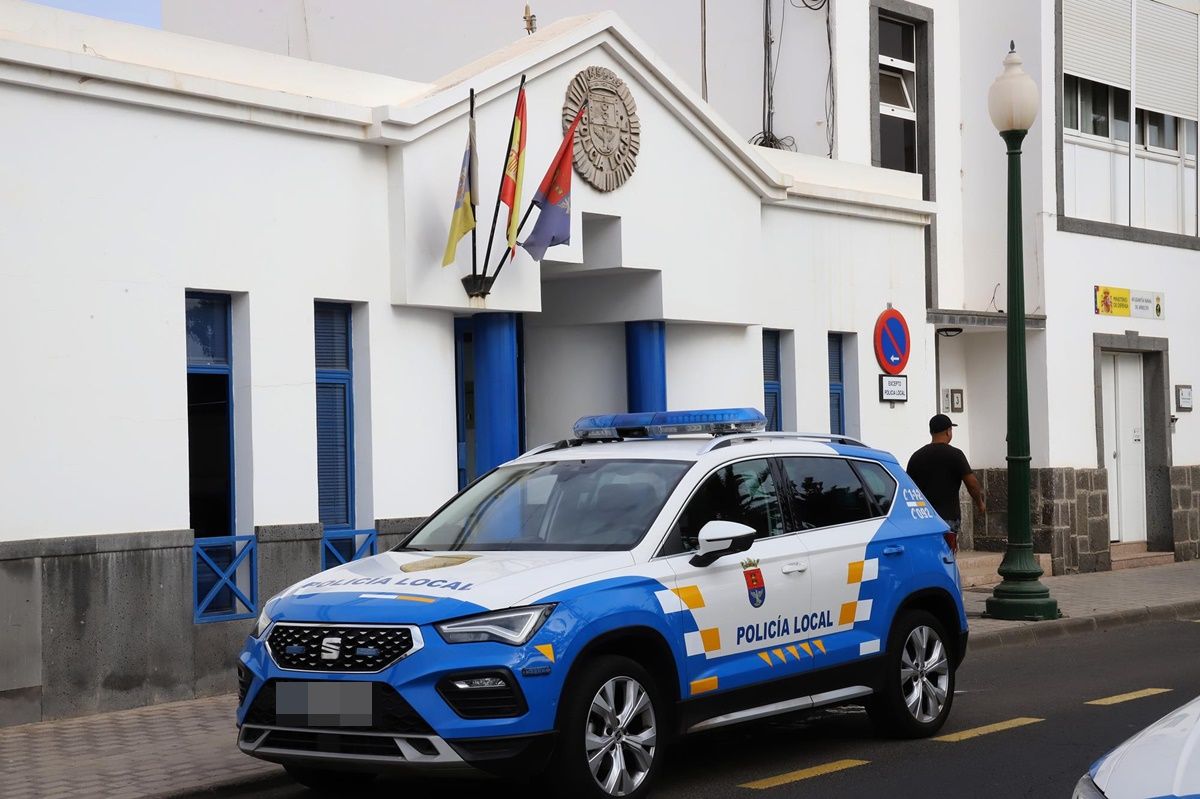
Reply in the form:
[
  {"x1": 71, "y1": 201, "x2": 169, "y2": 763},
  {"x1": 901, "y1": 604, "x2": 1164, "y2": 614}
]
[{"x1": 182, "y1": 618, "x2": 1200, "y2": 799}]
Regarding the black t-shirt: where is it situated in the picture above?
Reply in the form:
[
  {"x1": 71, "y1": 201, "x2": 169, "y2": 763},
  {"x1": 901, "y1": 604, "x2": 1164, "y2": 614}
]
[{"x1": 905, "y1": 443, "x2": 972, "y2": 521}]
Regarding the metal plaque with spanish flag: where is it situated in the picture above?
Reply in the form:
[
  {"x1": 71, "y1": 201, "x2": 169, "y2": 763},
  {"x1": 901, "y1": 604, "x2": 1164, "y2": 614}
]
[
  {"x1": 498, "y1": 86, "x2": 527, "y2": 256},
  {"x1": 441, "y1": 115, "x2": 478, "y2": 267},
  {"x1": 521, "y1": 105, "x2": 585, "y2": 262}
]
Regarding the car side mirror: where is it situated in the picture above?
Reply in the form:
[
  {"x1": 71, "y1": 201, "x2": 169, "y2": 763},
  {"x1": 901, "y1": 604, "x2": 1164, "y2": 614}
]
[{"x1": 689, "y1": 520, "x2": 757, "y2": 567}]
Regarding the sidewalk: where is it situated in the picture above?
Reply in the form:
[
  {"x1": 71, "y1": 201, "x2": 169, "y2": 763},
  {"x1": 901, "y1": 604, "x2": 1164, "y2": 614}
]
[{"x1": 2, "y1": 561, "x2": 1198, "y2": 799}]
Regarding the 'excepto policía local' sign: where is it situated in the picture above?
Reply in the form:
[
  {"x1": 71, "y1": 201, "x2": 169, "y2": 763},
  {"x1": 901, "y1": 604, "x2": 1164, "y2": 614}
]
[
  {"x1": 874, "y1": 307, "x2": 911, "y2": 376},
  {"x1": 879, "y1": 374, "x2": 908, "y2": 403}
]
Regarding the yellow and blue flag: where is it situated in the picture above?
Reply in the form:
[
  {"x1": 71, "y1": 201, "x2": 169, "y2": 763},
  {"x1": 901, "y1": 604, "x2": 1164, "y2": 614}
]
[{"x1": 441, "y1": 116, "x2": 478, "y2": 267}]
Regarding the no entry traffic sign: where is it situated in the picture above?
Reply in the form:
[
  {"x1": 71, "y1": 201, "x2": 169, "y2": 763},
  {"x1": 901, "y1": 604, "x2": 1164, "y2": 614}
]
[{"x1": 874, "y1": 308, "x2": 910, "y2": 376}]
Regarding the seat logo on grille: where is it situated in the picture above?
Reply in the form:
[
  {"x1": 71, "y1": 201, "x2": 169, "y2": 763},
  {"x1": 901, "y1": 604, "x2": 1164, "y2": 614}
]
[{"x1": 320, "y1": 637, "x2": 342, "y2": 660}]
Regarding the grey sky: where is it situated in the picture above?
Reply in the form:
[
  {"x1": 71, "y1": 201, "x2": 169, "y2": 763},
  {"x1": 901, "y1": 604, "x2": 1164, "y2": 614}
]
[{"x1": 30, "y1": 0, "x2": 161, "y2": 28}]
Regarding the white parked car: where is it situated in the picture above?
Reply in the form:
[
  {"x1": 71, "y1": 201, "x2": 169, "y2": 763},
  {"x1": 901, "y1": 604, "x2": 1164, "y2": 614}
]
[{"x1": 1073, "y1": 694, "x2": 1200, "y2": 799}]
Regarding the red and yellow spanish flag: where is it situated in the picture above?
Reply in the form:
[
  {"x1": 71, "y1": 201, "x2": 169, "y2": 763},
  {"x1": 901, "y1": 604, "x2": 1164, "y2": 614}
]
[
  {"x1": 498, "y1": 86, "x2": 527, "y2": 255},
  {"x1": 441, "y1": 115, "x2": 478, "y2": 267}
]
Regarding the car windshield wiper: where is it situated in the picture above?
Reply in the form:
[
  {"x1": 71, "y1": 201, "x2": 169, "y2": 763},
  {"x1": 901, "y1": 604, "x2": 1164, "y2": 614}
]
[{"x1": 391, "y1": 545, "x2": 429, "y2": 552}]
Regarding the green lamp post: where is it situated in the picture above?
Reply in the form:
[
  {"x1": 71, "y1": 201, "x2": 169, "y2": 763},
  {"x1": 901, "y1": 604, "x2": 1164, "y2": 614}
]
[{"x1": 984, "y1": 43, "x2": 1059, "y2": 621}]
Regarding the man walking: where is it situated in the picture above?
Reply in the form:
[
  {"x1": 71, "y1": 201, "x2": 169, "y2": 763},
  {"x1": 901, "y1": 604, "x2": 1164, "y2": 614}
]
[{"x1": 906, "y1": 414, "x2": 985, "y2": 534}]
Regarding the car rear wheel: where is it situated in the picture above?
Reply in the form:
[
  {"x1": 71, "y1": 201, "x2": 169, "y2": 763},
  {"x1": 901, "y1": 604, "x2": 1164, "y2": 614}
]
[
  {"x1": 867, "y1": 609, "x2": 955, "y2": 737},
  {"x1": 282, "y1": 763, "x2": 377, "y2": 792},
  {"x1": 547, "y1": 655, "x2": 664, "y2": 799}
]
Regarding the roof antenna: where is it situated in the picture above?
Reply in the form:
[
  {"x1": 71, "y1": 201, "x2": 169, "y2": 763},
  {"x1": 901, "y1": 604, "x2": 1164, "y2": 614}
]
[{"x1": 524, "y1": 4, "x2": 537, "y2": 35}]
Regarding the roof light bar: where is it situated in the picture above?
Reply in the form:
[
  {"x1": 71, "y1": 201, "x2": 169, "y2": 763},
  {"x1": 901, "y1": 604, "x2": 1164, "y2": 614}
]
[{"x1": 572, "y1": 408, "x2": 767, "y2": 439}]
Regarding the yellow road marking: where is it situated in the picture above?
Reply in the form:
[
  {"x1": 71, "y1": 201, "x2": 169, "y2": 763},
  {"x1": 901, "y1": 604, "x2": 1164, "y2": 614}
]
[
  {"x1": 1086, "y1": 688, "x2": 1172, "y2": 706},
  {"x1": 740, "y1": 759, "x2": 869, "y2": 790},
  {"x1": 934, "y1": 717, "x2": 1043, "y2": 742}
]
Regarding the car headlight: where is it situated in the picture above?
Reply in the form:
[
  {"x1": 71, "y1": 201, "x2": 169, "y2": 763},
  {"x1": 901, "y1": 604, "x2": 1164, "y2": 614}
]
[
  {"x1": 1072, "y1": 774, "x2": 1105, "y2": 799},
  {"x1": 436, "y1": 605, "x2": 555, "y2": 645},
  {"x1": 252, "y1": 608, "x2": 272, "y2": 639}
]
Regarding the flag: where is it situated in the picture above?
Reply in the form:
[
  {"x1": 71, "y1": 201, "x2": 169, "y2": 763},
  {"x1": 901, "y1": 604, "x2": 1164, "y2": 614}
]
[
  {"x1": 441, "y1": 116, "x2": 478, "y2": 267},
  {"x1": 521, "y1": 106, "x2": 585, "y2": 262},
  {"x1": 498, "y1": 86, "x2": 527, "y2": 255}
]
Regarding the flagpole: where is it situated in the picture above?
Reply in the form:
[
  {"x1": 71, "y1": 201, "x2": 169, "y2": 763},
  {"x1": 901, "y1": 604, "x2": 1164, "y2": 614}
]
[
  {"x1": 485, "y1": 201, "x2": 537, "y2": 292},
  {"x1": 481, "y1": 74, "x2": 526, "y2": 281},
  {"x1": 469, "y1": 88, "x2": 479, "y2": 280},
  {"x1": 485, "y1": 101, "x2": 587, "y2": 294}
]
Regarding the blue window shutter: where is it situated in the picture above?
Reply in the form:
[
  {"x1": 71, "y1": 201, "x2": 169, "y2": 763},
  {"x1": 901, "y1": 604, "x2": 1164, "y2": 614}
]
[
  {"x1": 763, "y1": 330, "x2": 782, "y2": 431},
  {"x1": 314, "y1": 303, "x2": 350, "y2": 370},
  {"x1": 315, "y1": 302, "x2": 353, "y2": 529},
  {"x1": 316, "y1": 382, "x2": 350, "y2": 527},
  {"x1": 828, "y1": 334, "x2": 845, "y2": 435}
]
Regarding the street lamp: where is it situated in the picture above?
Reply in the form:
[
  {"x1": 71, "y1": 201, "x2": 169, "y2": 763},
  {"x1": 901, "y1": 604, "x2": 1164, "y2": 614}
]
[{"x1": 984, "y1": 43, "x2": 1059, "y2": 621}]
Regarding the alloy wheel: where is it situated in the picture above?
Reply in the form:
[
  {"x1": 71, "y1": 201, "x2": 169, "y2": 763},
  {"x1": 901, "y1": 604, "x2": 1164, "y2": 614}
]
[
  {"x1": 900, "y1": 624, "x2": 950, "y2": 723},
  {"x1": 584, "y1": 675, "x2": 657, "y2": 796}
]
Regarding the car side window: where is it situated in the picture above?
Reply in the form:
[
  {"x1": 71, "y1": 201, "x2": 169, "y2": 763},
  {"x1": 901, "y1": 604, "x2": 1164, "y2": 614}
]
[
  {"x1": 780, "y1": 457, "x2": 873, "y2": 530},
  {"x1": 854, "y1": 461, "x2": 897, "y2": 514},
  {"x1": 670, "y1": 459, "x2": 785, "y2": 552}
]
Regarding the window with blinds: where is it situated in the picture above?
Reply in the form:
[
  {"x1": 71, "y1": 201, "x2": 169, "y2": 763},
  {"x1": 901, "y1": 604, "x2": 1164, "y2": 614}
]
[
  {"x1": 315, "y1": 302, "x2": 353, "y2": 529},
  {"x1": 762, "y1": 330, "x2": 782, "y2": 432},
  {"x1": 1136, "y1": 0, "x2": 1199, "y2": 120},
  {"x1": 1063, "y1": 0, "x2": 1132, "y2": 89},
  {"x1": 828, "y1": 334, "x2": 845, "y2": 436}
]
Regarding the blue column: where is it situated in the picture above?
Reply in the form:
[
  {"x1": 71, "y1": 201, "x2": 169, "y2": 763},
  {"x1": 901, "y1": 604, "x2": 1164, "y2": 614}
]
[
  {"x1": 473, "y1": 313, "x2": 521, "y2": 474},
  {"x1": 625, "y1": 321, "x2": 667, "y2": 413}
]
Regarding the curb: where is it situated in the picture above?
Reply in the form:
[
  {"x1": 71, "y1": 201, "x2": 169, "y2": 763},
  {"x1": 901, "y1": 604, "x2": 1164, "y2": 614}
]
[
  {"x1": 970, "y1": 599, "x2": 1200, "y2": 651},
  {"x1": 157, "y1": 769, "x2": 291, "y2": 798}
]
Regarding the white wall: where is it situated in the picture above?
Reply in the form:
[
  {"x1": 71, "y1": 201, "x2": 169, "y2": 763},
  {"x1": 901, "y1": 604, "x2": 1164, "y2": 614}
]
[
  {"x1": 523, "y1": 321, "x2": 627, "y2": 448},
  {"x1": 1042, "y1": 228, "x2": 1200, "y2": 468},
  {"x1": 665, "y1": 324, "x2": 763, "y2": 412},
  {"x1": 0, "y1": 81, "x2": 457, "y2": 540},
  {"x1": 163, "y1": 0, "x2": 835, "y2": 158}
]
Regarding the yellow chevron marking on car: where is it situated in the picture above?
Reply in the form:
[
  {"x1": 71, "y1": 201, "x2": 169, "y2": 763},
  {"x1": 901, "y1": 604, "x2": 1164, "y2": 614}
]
[
  {"x1": 392, "y1": 594, "x2": 437, "y2": 603},
  {"x1": 839, "y1": 602, "x2": 857, "y2": 626},
  {"x1": 813, "y1": 639, "x2": 826, "y2": 654},
  {"x1": 700, "y1": 627, "x2": 721, "y2": 653},
  {"x1": 690, "y1": 676, "x2": 719, "y2": 695},
  {"x1": 534, "y1": 644, "x2": 555, "y2": 662},
  {"x1": 758, "y1": 652, "x2": 774, "y2": 667},
  {"x1": 740, "y1": 759, "x2": 869, "y2": 789},
  {"x1": 787, "y1": 645, "x2": 801, "y2": 660},
  {"x1": 672, "y1": 585, "x2": 706, "y2": 610},
  {"x1": 1086, "y1": 688, "x2": 1171, "y2": 706},
  {"x1": 934, "y1": 717, "x2": 1043, "y2": 742},
  {"x1": 772, "y1": 647, "x2": 787, "y2": 664},
  {"x1": 799, "y1": 642, "x2": 813, "y2": 657}
]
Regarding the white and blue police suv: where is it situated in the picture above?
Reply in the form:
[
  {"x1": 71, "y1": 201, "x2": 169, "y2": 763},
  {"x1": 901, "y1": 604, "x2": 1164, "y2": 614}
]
[{"x1": 236, "y1": 409, "x2": 967, "y2": 798}]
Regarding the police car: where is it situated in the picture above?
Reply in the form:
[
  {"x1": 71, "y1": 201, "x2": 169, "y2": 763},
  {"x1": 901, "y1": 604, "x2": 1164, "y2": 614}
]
[
  {"x1": 237, "y1": 408, "x2": 967, "y2": 798},
  {"x1": 1073, "y1": 693, "x2": 1200, "y2": 799}
]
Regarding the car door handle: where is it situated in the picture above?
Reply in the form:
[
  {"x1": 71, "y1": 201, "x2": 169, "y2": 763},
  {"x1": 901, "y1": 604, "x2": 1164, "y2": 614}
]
[
  {"x1": 782, "y1": 561, "x2": 808, "y2": 574},
  {"x1": 883, "y1": 545, "x2": 905, "y2": 557}
]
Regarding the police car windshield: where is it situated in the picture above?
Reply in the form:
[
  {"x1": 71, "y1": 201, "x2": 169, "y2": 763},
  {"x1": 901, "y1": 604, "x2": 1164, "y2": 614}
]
[{"x1": 405, "y1": 459, "x2": 690, "y2": 551}]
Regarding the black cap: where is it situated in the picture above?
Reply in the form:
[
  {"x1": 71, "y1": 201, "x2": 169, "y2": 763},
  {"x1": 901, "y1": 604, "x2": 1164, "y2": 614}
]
[{"x1": 929, "y1": 414, "x2": 957, "y2": 434}]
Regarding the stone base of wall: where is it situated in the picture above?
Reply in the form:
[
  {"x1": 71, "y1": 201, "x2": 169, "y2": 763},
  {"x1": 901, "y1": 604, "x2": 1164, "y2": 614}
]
[
  {"x1": 964, "y1": 464, "x2": 1200, "y2": 574},
  {"x1": 966, "y1": 467, "x2": 1111, "y2": 576},
  {"x1": 1170, "y1": 466, "x2": 1200, "y2": 561},
  {"x1": 0, "y1": 517, "x2": 426, "y2": 729}
]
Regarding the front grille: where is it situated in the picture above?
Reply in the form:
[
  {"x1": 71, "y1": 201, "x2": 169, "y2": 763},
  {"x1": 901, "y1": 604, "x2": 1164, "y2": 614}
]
[
  {"x1": 438, "y1": 670, "x2": 527, "y2": 719},
  {"x1": 267, "y1": 623, "x2": 415, "y2": 672},
  {"x1": 258, "y1": 729, "x2": 403, "y2": 757},
  {"x1": 243, "y1": 680, "x2": 434, "y2": 735}
]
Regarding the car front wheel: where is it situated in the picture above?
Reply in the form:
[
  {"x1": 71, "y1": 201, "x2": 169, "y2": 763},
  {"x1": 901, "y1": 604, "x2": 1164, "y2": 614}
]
[
  {"x1": 867, "y1": 609, "x2": 956, "y2": 737},
  {"x1": 547, "y1": 655, "x2": 664, "y2": 799}
]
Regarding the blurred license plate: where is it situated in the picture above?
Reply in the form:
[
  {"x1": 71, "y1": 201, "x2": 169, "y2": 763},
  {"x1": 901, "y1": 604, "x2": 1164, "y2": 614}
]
[{"x1": 276, "y1": 682, "x2": 372, "y2": 727}]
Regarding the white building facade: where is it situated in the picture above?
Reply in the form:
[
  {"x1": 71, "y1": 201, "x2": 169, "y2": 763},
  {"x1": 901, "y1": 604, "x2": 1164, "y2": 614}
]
[{"x1": 0, "y1": 0, "x2": 1196, "y2": 725}]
